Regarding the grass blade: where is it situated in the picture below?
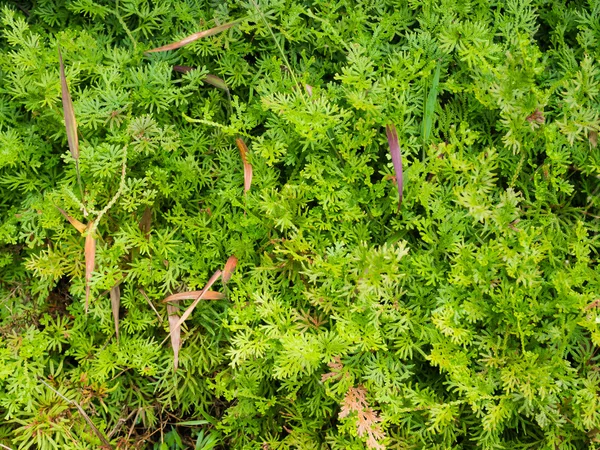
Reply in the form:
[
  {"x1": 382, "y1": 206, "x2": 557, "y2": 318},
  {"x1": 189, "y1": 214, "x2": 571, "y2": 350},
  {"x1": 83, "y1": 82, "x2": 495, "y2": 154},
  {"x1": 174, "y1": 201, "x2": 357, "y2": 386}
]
[
  {"x1": 146, "y1": 21, "x2": 238, "y2": 53},
  {"x1": 164, "y1": 270, "x2": 222, "y2": 344},
  {"x1": 110, "y1": 284, "x2": 120, "y2": 341},
  {"x1": 385, "y1": 124, "x2": 404, "y2": 207},
  {"x1": 162, "y1": 291, "x2": 225, "y2": 302},
  {"x1": 222, "y1": 255, "x2": 238, "y2": 284},
  {"x1": 84, "y1": 221, "x2": 96, "y2": 313},
  {"x1": 56, "y1": 206, "x2": 87, "y2": 234},
  {"x1": 167, "y1": 301, "x2": 181, "y2": 370},
  {"x1": 58, "y1": 46, "x2": 79, "y2": 162},
  {"x1": 172, "y1": 67, "x2": 229, "y2": 91},
  {"x1": 235, "y1": 138, "x2": 253, "y2": 194},
  {"x1": 422, "y1": 60, "x2": 441, "y2": 146}
]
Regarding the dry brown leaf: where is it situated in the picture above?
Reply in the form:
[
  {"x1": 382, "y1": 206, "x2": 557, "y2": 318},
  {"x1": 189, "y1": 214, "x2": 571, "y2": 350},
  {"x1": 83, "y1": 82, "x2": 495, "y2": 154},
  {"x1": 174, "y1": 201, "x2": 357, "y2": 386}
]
[
  {"x1": 166, "y1": 270, "x2": 222, "y2": 342},
  {"x1": 58, "y1": 46, "x2": 79, "y2": 162},
  {"x1": 173, "y1": 65, "x2": 195, "y2": 73},
  {"x1": 385, "y1": 124, "x2": 404, "y2": 207},
  {"x1": 84, "y1": 221, "x2": 96, "y2": 313},
  {"x1": 172, "y1": 67, "x2": 229, "y2": 91},
  {"x1": 110, "y1": 284, "x2": 121, "y2": 341},
  {"x1": 146, "y1": 21, "x2": 238, "y2": 53},
  {"x1": 235, "y1": 138, "x2": 253, "y2": 194},
  {"x1": 590, "y1": 130, "x2": 598, "y2": 148},
  {"x1": 162, "y1": 290, "x2": 225, "y2": 303},
  {"x1": 223, "y1": 255, "x2": 238, "y2": 284},
  {"x1": 167, "y1": 301, "x2": 181, "y2": 370},
  {"x1": 203, "y1": 74, "x2": 229, "y2": 91},
  {"x1": 56, "y1": 206, "x2": 87, "y2": 234},
  {"x1": 138, "y1": 207, "x2": 152, "y2": 239}
]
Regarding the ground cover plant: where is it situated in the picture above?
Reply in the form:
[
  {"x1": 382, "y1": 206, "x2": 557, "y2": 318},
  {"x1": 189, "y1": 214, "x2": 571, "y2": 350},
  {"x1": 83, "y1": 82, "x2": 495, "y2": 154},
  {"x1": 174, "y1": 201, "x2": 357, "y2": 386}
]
[{"x1": 0, "y1": 0, "x2": 600, "y2": 448}]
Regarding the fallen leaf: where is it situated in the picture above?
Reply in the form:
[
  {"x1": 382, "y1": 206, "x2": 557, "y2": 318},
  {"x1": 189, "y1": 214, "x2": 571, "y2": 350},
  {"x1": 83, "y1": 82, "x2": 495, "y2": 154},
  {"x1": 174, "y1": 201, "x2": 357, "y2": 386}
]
[
  {"x1": 58, "y1": 46, "x2": 79, "y2": 163},
  {"x1": 166, "y1": 270, "x2": 222, "y2": 342},
  {"x1": 138, "y1": 207, "x2": 152, "y2": 239},
  {"x1": 162, "y1": 291, "x2": 225, "y2": 303},
  {"x1": 526, "y1": 109, "x2": 545, "y2": 125},
  {"x1": 385, "y1": 124, "x2": 404, "y2": 207},
  {"x1": 167, "y1": 301, "x2": 181, "y2": 370},
  {"x1": 222, "y1": 255, "x2": 238, "y2": 284},
  {"x1": 203, "y1": 74, "x2": 229, "y2": 91},
  {"x1": 146, "y1": 21, "x2": 238, "y2": 53},
  {"x1": 173, "y1": 65, "x2": 195, "y2": 73},
  {"x1": 84, "y1": 221, "x2": 96, "y2": 313},
  {"x1": 235, "y1": 138, "x2": 253, "y2": 194},
  {"x1": 110, "y1": 284, "x2": 120, "y2": 341},
  {"x1": 172, "y1": 67, "x2": 229, "y2": 91},
  {"x1": 590, "y1": 130, "x2": 598, "y2": 148},
  {"x1": 56, "y1": 206, "x2": 87, "y2": 234}
]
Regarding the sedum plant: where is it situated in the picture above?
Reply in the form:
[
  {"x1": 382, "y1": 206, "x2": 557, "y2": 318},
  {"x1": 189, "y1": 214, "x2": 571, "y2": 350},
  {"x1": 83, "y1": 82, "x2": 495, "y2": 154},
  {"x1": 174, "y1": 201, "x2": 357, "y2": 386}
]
[{"x1": 0, "y1": 0, "x2": 599, "y2": 448}]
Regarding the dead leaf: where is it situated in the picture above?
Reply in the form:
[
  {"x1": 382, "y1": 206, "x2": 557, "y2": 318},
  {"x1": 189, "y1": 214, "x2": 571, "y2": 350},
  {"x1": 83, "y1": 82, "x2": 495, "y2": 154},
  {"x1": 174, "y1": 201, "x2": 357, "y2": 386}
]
[
  {"x1": 385, "y1": 124, "x2": 404, "y2": 207},
  {"x1": 235, "y1": 138, "x2": 253, "y2": 193},
  {"x1": 203, "y1": 74, "x2": 229, "y2": 91},
  {"x1": 167, "y1": 301, "x2": 181, "y2": 370},
  {"x1": 590, "y1": 130, "x2": 598, "y2": 148},
  {"x1": 56, "y1": 206, "x2": 87, "y2": 234},
  {"x1": 84, "y1": 221, "x2": 96, "y2": 313},
  {"x1": 138, "y1": 207, "x2": 152, "y2": 238},
  {"x1": 526, "y1": 109, "x2": 545, "y2": 125},
  {"x1": 58, "y1": 46, "x2": 79, "y2": 162},
  {"x1": 110, "y1": 284, "x2": 120, "y2": 341},
  {"x1": 146, "y1": 21, "x2": 238, "y2": 53},
  {"x1": 222, "y1": 255, "x2": 238, "y2": 284},
  {"x1": 304, "y1": 84, "x2": 313, "y2": 97},
  {"x1": 162, "y1": 291, "x2": 225, "y2": 303},
  {"x1": 173, "y1": 65, "x2": 195, "y2": 73},
  {"x1": 172, "y1": 67, "x2": 229, "y2": 91},
  {"x1": 166, "y1": 270, "x2": 222, "y2": 343}
]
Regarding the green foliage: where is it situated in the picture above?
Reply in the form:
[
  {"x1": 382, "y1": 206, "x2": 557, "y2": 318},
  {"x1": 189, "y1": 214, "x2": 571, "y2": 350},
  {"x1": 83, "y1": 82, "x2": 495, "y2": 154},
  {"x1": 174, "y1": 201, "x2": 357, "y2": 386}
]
[{"x1": 1, "y1": 0, "x2": 600, "y2": 448}]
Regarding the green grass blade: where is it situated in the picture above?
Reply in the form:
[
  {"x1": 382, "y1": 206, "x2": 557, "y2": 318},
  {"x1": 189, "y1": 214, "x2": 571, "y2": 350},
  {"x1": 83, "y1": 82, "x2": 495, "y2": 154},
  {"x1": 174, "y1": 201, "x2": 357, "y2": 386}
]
[{"x1": 422, "y1": 60, "x2": 441, "y2": 146}]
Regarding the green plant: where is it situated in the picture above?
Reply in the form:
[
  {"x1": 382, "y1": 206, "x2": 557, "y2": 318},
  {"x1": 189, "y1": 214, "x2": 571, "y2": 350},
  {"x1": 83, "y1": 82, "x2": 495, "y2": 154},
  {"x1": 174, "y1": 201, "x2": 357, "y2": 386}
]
[{"x1": 0, "y1": 0, "x2": 599, "y2": 449}]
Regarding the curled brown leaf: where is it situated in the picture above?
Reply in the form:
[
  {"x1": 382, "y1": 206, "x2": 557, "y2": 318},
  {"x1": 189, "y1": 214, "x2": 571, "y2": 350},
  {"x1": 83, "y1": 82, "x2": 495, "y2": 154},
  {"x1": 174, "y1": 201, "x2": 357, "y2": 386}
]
[{"x1": 222, "y1": 255, "x2": 238, "y2": 284}]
